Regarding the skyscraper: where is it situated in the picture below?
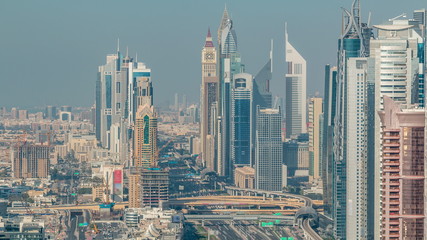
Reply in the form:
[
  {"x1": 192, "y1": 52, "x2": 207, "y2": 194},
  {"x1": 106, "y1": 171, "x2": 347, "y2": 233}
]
[
  {"x1": 255, "y1": 107, "x2": 283, "y2": 191},
  {"x1": 378, "y1": 96, "x2": 426, "y2": 239},
  {"x1": 133, "y1": 104, "x2": 158, "y2": 168},
  {"x1": 285, "y1": 25, "x2": 307, "y2": 139},
  {"x1": 253, "y1": 41, "x2": 273, "y2": 110},
  {"x1": 216, "y1": 7, "x2": 245, "y2": 178},
  {"x1": 321, "y1": 64, "x2": 337, "y2": 217},
  {"x1": 96, "y1": 46, "x2": 152, "y2": 164},
  {"x1": 370, "y1": 15, "x2": 424, "y2": 239},
  {"x1": 333, "y1": 0, "x2": 372, "y2": 238},
  {"x1": 231, "y1": 73, "x2": 253, "y2": 167},
  {"x1": 308, "y1": 97, "x2": 322, "y2": 180},
  {"x1": 200, "y1": 28, "x2": 219, "y2": 171},
  {"x1": 12, "y1": 143, "x2": 50, "y2": 178},
  {"x1": 174, "y1": 93, "x2": 179, "y2": 111}
]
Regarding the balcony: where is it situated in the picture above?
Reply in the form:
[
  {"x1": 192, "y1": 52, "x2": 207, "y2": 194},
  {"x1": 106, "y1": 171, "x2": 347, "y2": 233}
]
[
  {"x1": 383, "y1": 167, "x2": 400, "y2": 172},
  {"x1": 383, "y1": 149, "x2": 400, "y2": 153},
  {"x1": 383, "y1": 143, "x2": 400, "y2": 147},
  {"x1": 383, "y1": 155, "x2": 400, "y2": 160},
  {"x1": 383, "y1": 135, "x2": 400, "y2": 140}
]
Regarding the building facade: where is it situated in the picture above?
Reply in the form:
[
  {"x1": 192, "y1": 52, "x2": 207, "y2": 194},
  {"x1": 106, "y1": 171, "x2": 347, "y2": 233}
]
[
  {"x1": 285, "y1": 26, "x2": 307, "y2": 139},
  {"x1": 255, "y1": 107, "x2": 283, "y2": 191},
  {"x1": 12, "y1": 144, "x2": 50, "y2": 178},
  {"x1": 308, "y1": 98, "x2": 323, "y2": 180},
  {"x1": 378, "y1": 96, "x2": 426, "y2": 239},
  {"x1": 200, "y1": 28, "x2": 219, "y2": 172},
  {"x1": 133, "y1": 105, "x2": 158, "y2": 168},
  {"x1": 231, "y1": 73, "x2": 253, "y2": 167}
]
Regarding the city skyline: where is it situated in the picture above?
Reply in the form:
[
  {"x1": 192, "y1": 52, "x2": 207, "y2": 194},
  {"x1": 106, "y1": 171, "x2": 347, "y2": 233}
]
[{"x1": 0, "y1": 0, "x2": 423, "y2": 108}]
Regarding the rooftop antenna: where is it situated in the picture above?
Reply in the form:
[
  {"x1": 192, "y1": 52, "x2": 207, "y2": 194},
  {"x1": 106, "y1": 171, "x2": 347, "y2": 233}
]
[
  {"x1": 368, "y1": 12, "x2": 372, "y2": 27},
  {"x1": 117, "y1": 38, "x2": 120, "y2": 53},
  {"x1": 135, "y1": 52, "x2": 138, "y2": 62},
  {"x1": 126, "y1": 46, "x2": 129, "y2": 58},
  {"x1": 270, "y1": 39, "x2": 273, "y2": 73},
  {"x1": 389, "y1": 13, "x2": 406, "y2": 22}
]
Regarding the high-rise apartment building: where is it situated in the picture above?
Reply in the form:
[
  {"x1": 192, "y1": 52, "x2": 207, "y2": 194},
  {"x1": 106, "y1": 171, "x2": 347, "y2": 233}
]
[
  {"x1": 333, "y1": 1, "x2": 372, "y2": 238},
  {"x1": 308, "y1": 98, "x2": 322, "y2": 180},
  {"x1": 255, "y1": 107, "x2": 283, "y2": 191},
  {"x1": 370, "y1": 16, "x2": 425, "y2": 239},
  {"x1": 285, "y1": 25, "x2": 307, "y2": 139},
  {"x1": 133, "y1": 104, "x2": 158, "y2": 168},
  {"x1": 378, "y1": 96, "x2": 426, "y2": 239},
  {"x1": 200, "y1": 28, "x2": 219, "y2": 172},
  {"x1": 231, "y1": 73, "x2": 253, "y2": 167},
  {"x1": 12, "y1": 144, "x2": 50, "y2": 178}
]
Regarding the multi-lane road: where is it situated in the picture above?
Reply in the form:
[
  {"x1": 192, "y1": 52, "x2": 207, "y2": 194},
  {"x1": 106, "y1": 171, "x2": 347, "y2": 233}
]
[{"x1": 199, "y1": 220, "x2": 295, "y2": 240}]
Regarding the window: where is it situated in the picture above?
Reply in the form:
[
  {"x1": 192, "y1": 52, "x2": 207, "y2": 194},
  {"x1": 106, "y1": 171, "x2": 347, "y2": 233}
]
[{"x1": 116, "y1": 82, "x2": 121, "y2": 93}]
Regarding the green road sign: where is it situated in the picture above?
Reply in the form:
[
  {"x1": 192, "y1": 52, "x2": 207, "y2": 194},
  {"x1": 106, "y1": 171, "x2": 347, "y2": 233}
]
[
  {"x1": 273, "y1": 213, "x2": 282, "y2": 216},
  {"x1": 71, "y1": 193, "x2": 77, "y2": 196}
]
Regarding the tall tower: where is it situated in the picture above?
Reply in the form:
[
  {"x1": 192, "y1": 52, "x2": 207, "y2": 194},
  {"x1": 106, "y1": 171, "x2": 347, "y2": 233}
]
[
  {"x1": 321, "y1": 65, "x2": 337, "y2": 217},
  {"x1": 255, "y1": 107, "x2": 283, "y2": 191},
  {"x1": 200, "y1": 28, "x2": 219, "y2": 171},
  {"x1": 378, "y1": 97, "x2": 426, "y2": 239},
  {"x1": 285, "y1": 25, "x2": 307, "y2": 139},
  {"x1": 308, "y1": 97, "x2": 322, "y2": 180},
  {"x1": 370, "y1": 16, "x2": 424, "y2": 240},
  {"x1": 333, "y1": 1, "x2": 373, "y2": 238},
  {"x1": 231, "y1": 73, "x2": 253, "y2": 167},
  {"x1": 217, "y1": 7, "x2": 245, "y2": 178},
  {"x1": 133, "y1": 104, "x2": 158, "y2": 168}
]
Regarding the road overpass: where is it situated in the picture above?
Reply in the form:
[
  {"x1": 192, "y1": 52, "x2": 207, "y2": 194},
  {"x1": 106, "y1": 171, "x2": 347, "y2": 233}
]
[
  {"x1": 223, "y1": 186, "x2": 323, "y2": 240},
  {"x1": 169, "y1": 195, "x2": 303, "y2": 212}
]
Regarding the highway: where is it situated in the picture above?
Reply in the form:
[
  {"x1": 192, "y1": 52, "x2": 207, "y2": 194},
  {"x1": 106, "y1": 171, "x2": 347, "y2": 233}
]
[
  {"x1": 184, "y1": 214, "x2": 294, "y2": 222},
  {"x1": 302, "y1": 219, "x2": 322, "y2": 240},
  {"x1": 224, "y1": 186, "x2": 323, "y2": 240}
]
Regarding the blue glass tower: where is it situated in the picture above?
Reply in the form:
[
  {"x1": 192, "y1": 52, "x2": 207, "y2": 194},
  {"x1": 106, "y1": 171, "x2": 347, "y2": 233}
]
[{"x1": 231, "y1": 73, "x2": 253, "y2": 167}]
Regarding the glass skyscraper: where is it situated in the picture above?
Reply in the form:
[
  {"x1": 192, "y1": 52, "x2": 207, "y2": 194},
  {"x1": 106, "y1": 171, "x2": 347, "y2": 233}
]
[
  {"x1": 231, "y1": 73, "x2": 253, "y2": 167},
  {"x1": 255, "y1": 107, "x2": 283, "y2": 191}
]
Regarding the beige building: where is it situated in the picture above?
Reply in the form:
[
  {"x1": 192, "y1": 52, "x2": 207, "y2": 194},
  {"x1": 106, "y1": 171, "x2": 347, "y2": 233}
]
[
  {"x1": 200, "y1": 29, "x2": 219, "y2": 171},
  {"x1": 234, "y1": 166, "x2": 255, "y2": 189},
  {"x1": 92, "y1": 185, "x2": 104, "y2": 202},
  {"x1": 308, "y1": 98, "x2": 323, "y2": 180},
  {"x1": 128, "y1": 174, "x2": 140, "y2": 208},
  {"x1": 133, "y1": 104, "x2": 158, "y2": 168},
  {"x1": 12, "y1": 144, "x2": 50, "y2": 178}
]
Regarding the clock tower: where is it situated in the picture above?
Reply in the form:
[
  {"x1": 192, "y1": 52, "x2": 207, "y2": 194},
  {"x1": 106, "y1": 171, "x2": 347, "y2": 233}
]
[{"x1": 200, "y1": 28, "x2": 219, "y2": 171}]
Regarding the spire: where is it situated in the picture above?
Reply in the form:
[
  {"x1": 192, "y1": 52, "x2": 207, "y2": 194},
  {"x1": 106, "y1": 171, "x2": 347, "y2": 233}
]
[
  {"x1": 284, "y1": 22, "x2": 288, "y2": 45},
  {"x1": 204, "y1": 27, "x2": 214, "y2": 48},
  {"x1": 126, "y1": 46, "x2": 129, "y2": 58},
  {"x1": 207, "y1": 27, "x2": 211, "y2": 38},
  {"x1": 218, "y1": 5, "x2": 231, "y2": 43},
  {"x1": 117, "y1": 38, "x2": 120, "y2": 53}
]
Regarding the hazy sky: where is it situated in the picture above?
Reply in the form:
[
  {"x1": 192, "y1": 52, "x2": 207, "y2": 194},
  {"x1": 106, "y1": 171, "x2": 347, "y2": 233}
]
[{"x1": 0, "y1": 0, "x2": 424, "y2": 108}]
